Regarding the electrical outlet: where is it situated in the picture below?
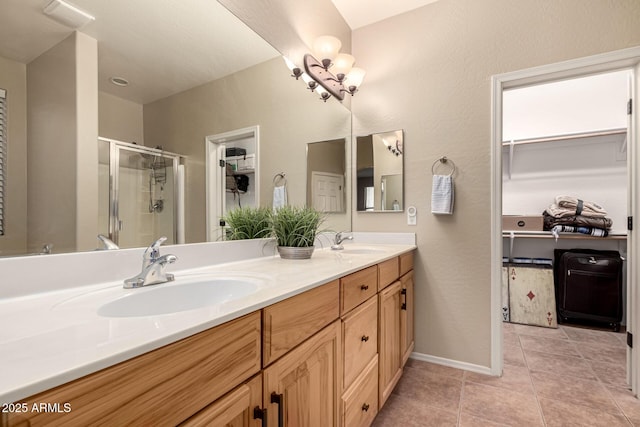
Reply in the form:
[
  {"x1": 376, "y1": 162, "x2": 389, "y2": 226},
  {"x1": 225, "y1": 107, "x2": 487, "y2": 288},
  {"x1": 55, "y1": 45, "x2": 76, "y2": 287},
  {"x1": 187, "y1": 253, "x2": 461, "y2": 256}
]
[{"x1": 407, "y1": 206, "x2": 417, "y2": 225}]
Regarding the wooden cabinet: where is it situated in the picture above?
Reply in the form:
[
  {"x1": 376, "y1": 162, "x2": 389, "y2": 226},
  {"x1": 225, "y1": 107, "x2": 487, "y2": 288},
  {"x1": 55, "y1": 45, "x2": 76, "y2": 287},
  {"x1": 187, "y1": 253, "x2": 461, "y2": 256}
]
[
  {"x1": 4, "y1": 312, "x2": 261, "y2": 427},
  {"x1": 263, "y1": 320, "x2": 342, "y2": 427},
  {"x1": 6, "y1": 250, "x2": 415, "y2": 427},
  {"x1": 400, "y1": 270, "x2": 415, "y2": 366},
  {"x1": 181, "y1": 375, "x2": 264, "y2": 427},
  {"x1": 378, "y1": 281, "x2": 403, "y2": 408},
  {"x1": 263, "y1": 280, "x2": 339, "y2": 366}
]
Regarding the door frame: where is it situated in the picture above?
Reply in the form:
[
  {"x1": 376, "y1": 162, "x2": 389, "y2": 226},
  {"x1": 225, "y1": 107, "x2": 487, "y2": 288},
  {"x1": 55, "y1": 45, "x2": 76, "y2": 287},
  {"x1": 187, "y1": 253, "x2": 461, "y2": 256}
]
[
  {"x1": 205, "y1": 126, "x2": 260, "y2": 242},
  {"x1": 490, "y1": 46, "x2": 640, "y2": 392}
]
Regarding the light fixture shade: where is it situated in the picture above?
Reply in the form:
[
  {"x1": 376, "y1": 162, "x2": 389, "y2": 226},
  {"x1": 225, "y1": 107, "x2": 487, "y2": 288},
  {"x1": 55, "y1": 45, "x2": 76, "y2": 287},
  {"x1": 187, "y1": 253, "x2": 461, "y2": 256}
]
[
  {"x1": 313, "y1": 36, "x2": 342, "y2": 62},
  {"x1": 331, "y1": 53, "x2": 355, "y2": 77},
  {"x1": 43, "y1": 0, "x2": 95, "y2": 29},
  {"x1": 346, "y1": 67, "x2": 366, "y2": 88}
]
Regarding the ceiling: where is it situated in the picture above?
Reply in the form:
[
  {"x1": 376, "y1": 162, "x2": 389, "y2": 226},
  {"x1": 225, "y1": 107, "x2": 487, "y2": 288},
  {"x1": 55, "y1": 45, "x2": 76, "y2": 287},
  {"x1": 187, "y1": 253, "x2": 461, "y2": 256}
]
[
  {"x1": 331, "y1": 0, "x2": 439, "y2": 29},
  {"x1": 0, "y1": 0, "x2": 438, "y2": 105},
  {"x1": 0, "y1": 0, "x2": 280, "y2": 104}
]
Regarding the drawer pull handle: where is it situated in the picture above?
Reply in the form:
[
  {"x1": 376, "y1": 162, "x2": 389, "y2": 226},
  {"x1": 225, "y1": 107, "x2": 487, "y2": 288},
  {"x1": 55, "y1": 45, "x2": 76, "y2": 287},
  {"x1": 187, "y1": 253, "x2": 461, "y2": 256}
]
[
  {"x1": 361, "y1": 284, "x2": 369, "y2": 291},
  {"x1": 271, "y1": 392, "x2": 283, "y2": 427},
  {"x1": 362, "y1": 403, "x2": 370, "y2": 412},
  {"x1": 361, "y1": 335, "x2": 370, "y2": 342},
  {"x1": 253, "y1": 406, "x2": 268, "y2": 427}
]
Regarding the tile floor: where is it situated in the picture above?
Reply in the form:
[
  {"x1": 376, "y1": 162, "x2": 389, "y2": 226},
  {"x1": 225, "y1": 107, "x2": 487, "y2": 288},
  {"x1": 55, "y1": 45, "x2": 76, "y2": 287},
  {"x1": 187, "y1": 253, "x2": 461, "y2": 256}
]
[{"x1": 373, "y1": 322, "x2": 640, "y2": 426}]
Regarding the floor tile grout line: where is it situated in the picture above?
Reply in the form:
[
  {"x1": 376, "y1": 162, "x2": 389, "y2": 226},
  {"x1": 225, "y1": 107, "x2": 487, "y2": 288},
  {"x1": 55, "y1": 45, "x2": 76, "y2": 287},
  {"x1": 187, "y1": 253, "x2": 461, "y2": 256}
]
[{"x1": 518, "y1": 330, "x2": 549, "y2": 427}]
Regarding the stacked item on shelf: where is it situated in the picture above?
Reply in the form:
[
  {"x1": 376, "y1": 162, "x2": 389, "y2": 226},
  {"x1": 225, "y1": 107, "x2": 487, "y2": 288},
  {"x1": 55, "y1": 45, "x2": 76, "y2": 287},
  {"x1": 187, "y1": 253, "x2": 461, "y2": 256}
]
[{"x1": 542, "y1": 195, "x2": 612, "y2": 239}]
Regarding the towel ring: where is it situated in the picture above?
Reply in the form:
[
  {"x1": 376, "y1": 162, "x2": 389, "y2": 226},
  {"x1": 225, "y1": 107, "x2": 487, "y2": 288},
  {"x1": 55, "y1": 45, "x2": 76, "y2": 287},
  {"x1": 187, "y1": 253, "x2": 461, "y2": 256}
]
[
  {"x1": 273, "y1": 172, "x2": 287, "y2": 186},
  {"x1": 431, "y1": 156, "x2": 456, "y2": 176}
]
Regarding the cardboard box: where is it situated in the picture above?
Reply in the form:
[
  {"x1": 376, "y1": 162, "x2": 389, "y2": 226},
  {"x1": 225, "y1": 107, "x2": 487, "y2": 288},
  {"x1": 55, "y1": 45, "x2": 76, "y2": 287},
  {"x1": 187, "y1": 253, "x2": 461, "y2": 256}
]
[{"x1": 502, "y1": 215, "x2": 543, "y2": 231}]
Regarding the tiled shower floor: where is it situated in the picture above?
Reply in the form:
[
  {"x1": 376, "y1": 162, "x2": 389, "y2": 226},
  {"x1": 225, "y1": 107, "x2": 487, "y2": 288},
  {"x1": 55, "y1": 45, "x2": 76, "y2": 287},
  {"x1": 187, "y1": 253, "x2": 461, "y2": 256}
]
[{"x1": 373, "y1": 323, "x2": 640, "y2": 426}]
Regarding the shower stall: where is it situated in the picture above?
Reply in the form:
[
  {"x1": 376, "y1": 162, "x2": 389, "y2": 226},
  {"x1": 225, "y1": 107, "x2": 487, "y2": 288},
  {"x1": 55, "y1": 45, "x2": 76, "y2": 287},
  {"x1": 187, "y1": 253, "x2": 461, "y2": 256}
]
[{"x1": 98, "y1": 137, "x2": 183, "y2": 249}]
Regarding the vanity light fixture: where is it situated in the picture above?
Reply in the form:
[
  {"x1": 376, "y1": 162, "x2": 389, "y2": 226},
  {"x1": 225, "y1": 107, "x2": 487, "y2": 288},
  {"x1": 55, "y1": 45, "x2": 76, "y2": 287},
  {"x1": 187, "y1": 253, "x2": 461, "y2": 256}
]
[{"x1": 288, "y1": 36, "x2": 365, "y2": 102}]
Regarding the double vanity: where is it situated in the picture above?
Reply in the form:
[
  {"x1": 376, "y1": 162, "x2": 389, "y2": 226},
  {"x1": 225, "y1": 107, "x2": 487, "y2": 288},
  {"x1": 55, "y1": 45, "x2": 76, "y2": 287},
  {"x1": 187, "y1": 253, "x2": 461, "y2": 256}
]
[{"x1": 0, "y1": 234, "x2": 415, "y2": 426}]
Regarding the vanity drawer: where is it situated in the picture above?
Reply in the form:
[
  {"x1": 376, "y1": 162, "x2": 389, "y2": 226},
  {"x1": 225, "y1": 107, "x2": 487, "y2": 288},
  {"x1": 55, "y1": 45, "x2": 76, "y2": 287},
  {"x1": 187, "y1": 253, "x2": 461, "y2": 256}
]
[
  {"x1": 400, "y1": 251, "x2": 414, "y2": 276},
  {"x1": 342, "y1": 355, "x2": 379, "y2": 427},
  {"x1": 263, "y1": 280, "x2": 340, "y2": 366},
  {"x1": 5, "y1": 312, "x2": 261, "y2": 427},
  {"x1": 341, "y1": 265, "x2": 378, "y2": 314},
  {"x1": 343, "y1": 296, "x2": 378, "y2": 389},
  {"x1": 378, "y1": 257, "x2": 399, "y2": 291}
]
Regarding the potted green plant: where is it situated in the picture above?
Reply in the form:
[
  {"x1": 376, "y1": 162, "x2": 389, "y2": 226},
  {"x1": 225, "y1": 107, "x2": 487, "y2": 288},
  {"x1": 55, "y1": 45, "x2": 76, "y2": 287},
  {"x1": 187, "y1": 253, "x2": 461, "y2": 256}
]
[
  {"x1": 222, "y1": 206, "x2": 272, "y2": 240},
  {"x1": 271, "y1": 205, "x2": 325, "y2": 259}
]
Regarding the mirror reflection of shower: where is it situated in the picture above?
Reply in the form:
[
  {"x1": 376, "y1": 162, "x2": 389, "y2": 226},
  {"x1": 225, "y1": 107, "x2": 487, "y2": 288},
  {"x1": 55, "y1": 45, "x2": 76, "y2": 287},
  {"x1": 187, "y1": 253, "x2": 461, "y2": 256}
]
[
  {"x1": 141, "y1": 148, "x2": 168, "y2": 214},
  {"x1": 98, "y1": 138, "x2": 185, "y2": 249}
]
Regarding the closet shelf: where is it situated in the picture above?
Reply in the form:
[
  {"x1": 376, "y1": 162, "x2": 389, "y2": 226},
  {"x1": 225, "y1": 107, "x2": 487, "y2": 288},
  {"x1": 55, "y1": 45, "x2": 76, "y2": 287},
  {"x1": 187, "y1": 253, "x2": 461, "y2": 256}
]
[
  {"x1": 502, "y1": 128, "x2": 627, "y2": 179},
  {"x1": 502, "y1": 231, "x2": 627, "y2": 240}
]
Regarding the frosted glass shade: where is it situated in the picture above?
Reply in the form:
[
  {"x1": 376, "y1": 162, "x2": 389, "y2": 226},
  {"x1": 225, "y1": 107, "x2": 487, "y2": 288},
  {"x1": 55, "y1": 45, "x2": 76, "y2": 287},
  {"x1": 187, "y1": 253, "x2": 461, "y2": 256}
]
[
  {"x1": 346, "y1": 67, "x2": 366, "y2": 88},
  {"x1": 332, "y1": 53, "x2": 355, "y2": 77},
  {"x1": 313, "y1": 36, "x2": 342, "y2": 62}
]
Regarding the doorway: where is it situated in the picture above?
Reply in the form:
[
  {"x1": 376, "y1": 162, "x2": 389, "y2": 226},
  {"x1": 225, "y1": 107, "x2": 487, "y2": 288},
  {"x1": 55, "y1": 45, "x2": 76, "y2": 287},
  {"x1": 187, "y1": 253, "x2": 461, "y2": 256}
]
[
  {"x1": 491, "y1": 46, "x2": 640, "y2": 395},
  {"x1": 205, "y1": 126, "x2": 260, "y2": 242}
]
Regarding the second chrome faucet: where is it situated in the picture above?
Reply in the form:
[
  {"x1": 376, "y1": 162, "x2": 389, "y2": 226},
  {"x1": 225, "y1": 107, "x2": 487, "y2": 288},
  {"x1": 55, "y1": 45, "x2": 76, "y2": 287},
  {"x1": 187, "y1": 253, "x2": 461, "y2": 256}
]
[{"x1": 124, "y1": 236, "x2": 177, "y2": 288}]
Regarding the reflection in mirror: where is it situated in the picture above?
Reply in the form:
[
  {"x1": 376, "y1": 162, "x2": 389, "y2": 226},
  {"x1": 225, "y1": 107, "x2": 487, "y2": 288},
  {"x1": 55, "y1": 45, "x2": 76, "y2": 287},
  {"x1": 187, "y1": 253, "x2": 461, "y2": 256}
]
[
  {"x1": 306, "y1": 139, "x2": 346, "y2": 213},
  {"x1": 356, "y1": 130, "x2": 404, "y2": 212},
  {"x1": 0, "y1": 1, "x2": 351, "y2": 256}
]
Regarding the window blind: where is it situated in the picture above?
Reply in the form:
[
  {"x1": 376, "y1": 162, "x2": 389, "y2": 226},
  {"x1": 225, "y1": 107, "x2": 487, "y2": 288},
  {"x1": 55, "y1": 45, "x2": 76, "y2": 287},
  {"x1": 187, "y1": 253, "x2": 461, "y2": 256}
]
[{"x1": 0, "y1": 88, "x2": 6, "y2": 236}]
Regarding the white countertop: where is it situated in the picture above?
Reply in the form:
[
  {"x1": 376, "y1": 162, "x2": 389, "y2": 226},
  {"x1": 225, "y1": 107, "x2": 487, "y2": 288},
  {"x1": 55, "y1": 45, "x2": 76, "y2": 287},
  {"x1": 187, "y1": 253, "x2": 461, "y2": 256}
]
[{"x1": 0, "y1": 239, "x2": 415, "y2": 405}]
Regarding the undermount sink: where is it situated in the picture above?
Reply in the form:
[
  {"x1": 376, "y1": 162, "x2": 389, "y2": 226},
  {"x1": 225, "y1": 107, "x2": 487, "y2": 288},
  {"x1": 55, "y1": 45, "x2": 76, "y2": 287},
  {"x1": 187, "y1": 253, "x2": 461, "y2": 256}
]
[
  {"x1": 339, "y1": 247, "x2": 386, "y2": 255},
  {"x1": 97, "y1": 276, "x2": 262, "y2": 318}
]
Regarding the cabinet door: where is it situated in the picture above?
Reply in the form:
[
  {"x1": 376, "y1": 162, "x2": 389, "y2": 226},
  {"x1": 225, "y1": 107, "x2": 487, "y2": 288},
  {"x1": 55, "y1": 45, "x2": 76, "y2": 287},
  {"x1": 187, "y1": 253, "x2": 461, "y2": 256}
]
[
  {"x1": 264, "y1": 320, "x2": 342, "y2": 427},
  {"x1": 400, "y1": 270, "x2": 415, "y2": 366},
  {"x1": 378, "y1": 281, "x2": 402, "y2": 408},
  {"x1": 181, "y1": 375, "x2": 264, "y2": 427}
]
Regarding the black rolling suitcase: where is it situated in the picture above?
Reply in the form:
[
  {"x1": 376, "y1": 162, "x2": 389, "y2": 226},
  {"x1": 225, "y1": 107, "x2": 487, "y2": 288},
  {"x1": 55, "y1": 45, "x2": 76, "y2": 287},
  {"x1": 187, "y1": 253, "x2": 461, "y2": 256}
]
[{"x1": 553, "y1": 249, "x2": 623, "y2": 331}]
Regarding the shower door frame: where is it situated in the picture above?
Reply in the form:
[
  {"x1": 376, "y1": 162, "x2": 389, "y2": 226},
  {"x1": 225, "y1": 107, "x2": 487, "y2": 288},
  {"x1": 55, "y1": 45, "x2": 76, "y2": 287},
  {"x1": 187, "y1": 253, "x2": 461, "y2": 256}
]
[{"x1": 100, "y1": 137, "x2": 181, "y2": 246}]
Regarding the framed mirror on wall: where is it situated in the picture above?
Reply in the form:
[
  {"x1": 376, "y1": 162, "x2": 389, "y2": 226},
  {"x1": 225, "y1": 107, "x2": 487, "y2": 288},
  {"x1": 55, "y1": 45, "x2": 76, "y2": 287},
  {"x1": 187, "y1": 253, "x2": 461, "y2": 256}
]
[{"x1": 356, "y1": 130, "x2": 404, "y2": 212}]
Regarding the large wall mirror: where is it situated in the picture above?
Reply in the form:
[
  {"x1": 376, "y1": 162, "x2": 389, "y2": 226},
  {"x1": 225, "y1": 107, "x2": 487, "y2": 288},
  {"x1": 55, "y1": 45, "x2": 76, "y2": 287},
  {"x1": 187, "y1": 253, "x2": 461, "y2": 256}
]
[
  {"x1": 356, "y1": 130, "x2": 404, "y2": 212},
  {"x1": 0, "y1": 0, "x2": 351, "y2": 256}
]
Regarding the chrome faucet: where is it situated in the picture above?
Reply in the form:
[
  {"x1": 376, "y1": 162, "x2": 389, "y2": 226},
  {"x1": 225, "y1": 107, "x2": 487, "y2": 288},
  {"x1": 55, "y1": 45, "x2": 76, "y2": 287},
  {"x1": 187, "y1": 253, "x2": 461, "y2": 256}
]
[
  {"x1": 97, "y1": 234, "x2": 120, "y2": 250},
  {"x1": 124, "y1": 237, "x2": 177, "y2": 288},
  {"x1": 331, "y1": 231, "x2": 353, "y2": 250}
]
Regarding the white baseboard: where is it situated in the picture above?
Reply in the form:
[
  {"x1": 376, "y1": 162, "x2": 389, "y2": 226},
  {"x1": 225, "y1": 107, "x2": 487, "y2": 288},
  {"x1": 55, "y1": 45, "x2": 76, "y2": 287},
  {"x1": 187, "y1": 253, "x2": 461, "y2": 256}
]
[{"x1": 409, "y1": 351, "x2": 496, "y2": 376}]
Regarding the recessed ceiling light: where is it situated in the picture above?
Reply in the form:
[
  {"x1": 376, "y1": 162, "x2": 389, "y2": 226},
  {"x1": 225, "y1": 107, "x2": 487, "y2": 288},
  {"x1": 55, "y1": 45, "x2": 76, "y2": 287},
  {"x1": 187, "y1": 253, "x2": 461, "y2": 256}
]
[{"x1": 110, "y1": 77, "x2": 129, "y2": 87}]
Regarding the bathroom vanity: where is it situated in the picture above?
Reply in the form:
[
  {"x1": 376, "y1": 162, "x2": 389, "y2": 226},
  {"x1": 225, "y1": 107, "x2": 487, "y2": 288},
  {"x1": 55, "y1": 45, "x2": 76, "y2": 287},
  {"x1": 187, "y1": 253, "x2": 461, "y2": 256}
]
[{"x1": 0, "y1": 239, "x2": 415, "y2": 426}]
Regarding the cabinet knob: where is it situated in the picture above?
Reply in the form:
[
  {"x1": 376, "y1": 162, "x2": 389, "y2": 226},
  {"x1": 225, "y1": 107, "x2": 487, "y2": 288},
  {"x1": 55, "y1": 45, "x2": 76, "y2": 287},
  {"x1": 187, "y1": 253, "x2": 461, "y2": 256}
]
[
  {"x1": 360, "y1": 284, "x2": 369, "y2": 291},
  {"x1": 361, "y1": 335, "x2": 370, "y2": 342},
  {"x1": 362, "y1": 403, "x2": 370, "y2": 412}
]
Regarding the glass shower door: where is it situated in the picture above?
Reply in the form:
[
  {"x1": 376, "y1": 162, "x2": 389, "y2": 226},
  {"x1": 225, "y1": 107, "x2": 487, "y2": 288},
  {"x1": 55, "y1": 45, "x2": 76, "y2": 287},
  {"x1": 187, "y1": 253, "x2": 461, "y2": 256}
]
[{"x1": 107, "y1": 141, "x2": 178, "y2": 249}]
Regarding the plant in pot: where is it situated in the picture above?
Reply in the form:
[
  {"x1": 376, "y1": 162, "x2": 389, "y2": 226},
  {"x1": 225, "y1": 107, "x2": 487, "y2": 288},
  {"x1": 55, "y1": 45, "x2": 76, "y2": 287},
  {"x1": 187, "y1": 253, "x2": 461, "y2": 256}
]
[
  {"x1": 271, "y1": 205, "x2": 325, "y2": 259},
  {"x1": 222, "y1": 206, "x2": 272, "y2": 240}
]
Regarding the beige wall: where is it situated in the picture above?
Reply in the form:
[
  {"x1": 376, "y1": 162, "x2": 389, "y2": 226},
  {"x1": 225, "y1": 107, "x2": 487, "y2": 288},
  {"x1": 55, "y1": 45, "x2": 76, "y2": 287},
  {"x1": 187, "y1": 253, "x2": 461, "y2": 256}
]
[
  {"x1": 98, "y1": 92, "x2": 144, "y2": 144},
  {"x1": 0, "y1": 56, "x2": 27, "y2": 255},
  {"x1": 143, "y1": 57, "x2": 351, "y2": 243},
  {"x1": 352, "y1": 0, "x2": 640, "y2": 367},
  {"x1": 27, "y1": 32, "x2": 98, "y2": 254}
]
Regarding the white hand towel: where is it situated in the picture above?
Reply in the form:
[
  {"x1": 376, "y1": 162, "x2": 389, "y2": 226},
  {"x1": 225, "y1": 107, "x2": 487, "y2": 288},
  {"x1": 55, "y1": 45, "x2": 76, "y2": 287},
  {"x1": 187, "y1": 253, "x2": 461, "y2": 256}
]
[
  {"x1": 431, "y1": 174, "x2": 454, "y2": 215},
  {"x1": 273, "y1": 185, "x2": 287, "y2": 209}
]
